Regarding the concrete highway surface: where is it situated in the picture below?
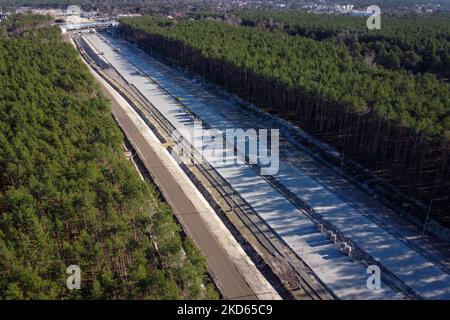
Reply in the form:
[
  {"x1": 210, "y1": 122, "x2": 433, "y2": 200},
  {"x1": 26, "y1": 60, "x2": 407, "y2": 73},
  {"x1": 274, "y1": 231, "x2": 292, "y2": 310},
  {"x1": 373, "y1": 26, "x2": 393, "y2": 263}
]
[
  {"x1": 83, "y1": 31, "x2": 450, "y2": 299},
  {"x1": 86, "y1": 32, "x2": 397, "y2": 299},
  {"x1": 95, "y1": 68, "x2": 258, "y2": 300}
]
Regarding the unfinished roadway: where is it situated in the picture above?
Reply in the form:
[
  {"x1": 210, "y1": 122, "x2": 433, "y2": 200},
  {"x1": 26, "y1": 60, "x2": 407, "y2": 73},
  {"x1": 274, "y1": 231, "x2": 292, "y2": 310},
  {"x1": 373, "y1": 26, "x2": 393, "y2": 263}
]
[
  {"x1": 73, "y1": 36, "x2": 280, "y2": 300},
  {"x1": 84, "y1": 31, "x2": 450, "y2": 299}
]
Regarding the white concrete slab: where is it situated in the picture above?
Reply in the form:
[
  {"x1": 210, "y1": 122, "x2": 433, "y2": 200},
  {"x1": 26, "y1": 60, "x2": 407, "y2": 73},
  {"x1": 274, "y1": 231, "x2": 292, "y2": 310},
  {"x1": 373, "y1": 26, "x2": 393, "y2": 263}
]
[{"x1": 84, "y1": 32, "x2": 422, "y2": 299}]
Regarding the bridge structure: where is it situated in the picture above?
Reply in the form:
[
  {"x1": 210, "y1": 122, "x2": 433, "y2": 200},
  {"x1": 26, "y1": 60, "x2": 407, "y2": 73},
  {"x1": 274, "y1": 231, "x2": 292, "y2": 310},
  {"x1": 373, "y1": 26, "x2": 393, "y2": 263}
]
[{"x1": 60, "y1": 21, "x2": 118, "y2": 33}]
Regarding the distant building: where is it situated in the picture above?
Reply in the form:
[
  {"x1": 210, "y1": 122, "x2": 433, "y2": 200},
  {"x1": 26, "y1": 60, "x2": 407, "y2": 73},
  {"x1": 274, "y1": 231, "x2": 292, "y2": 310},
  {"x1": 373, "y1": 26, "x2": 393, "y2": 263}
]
[
  {"x1": 348, "y1": 10, "x2": 371, "y2": 17},
  {"x1": 117, "y1": 13, "x2": 142, "y2": 18},
  {"x1": 66, "y1": 5, "x2": 81, "y2": 16},
  {"x1": 0, "y1": 10, "x2": 8, "y2": 21}
]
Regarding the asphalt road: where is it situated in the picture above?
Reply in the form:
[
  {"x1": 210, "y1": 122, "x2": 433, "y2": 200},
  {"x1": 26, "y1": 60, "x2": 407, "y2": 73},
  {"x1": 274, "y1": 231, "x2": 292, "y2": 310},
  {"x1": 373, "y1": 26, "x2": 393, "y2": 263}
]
[{"x1": 97, "y1": 78, "x2": 257, "y2": 300}]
